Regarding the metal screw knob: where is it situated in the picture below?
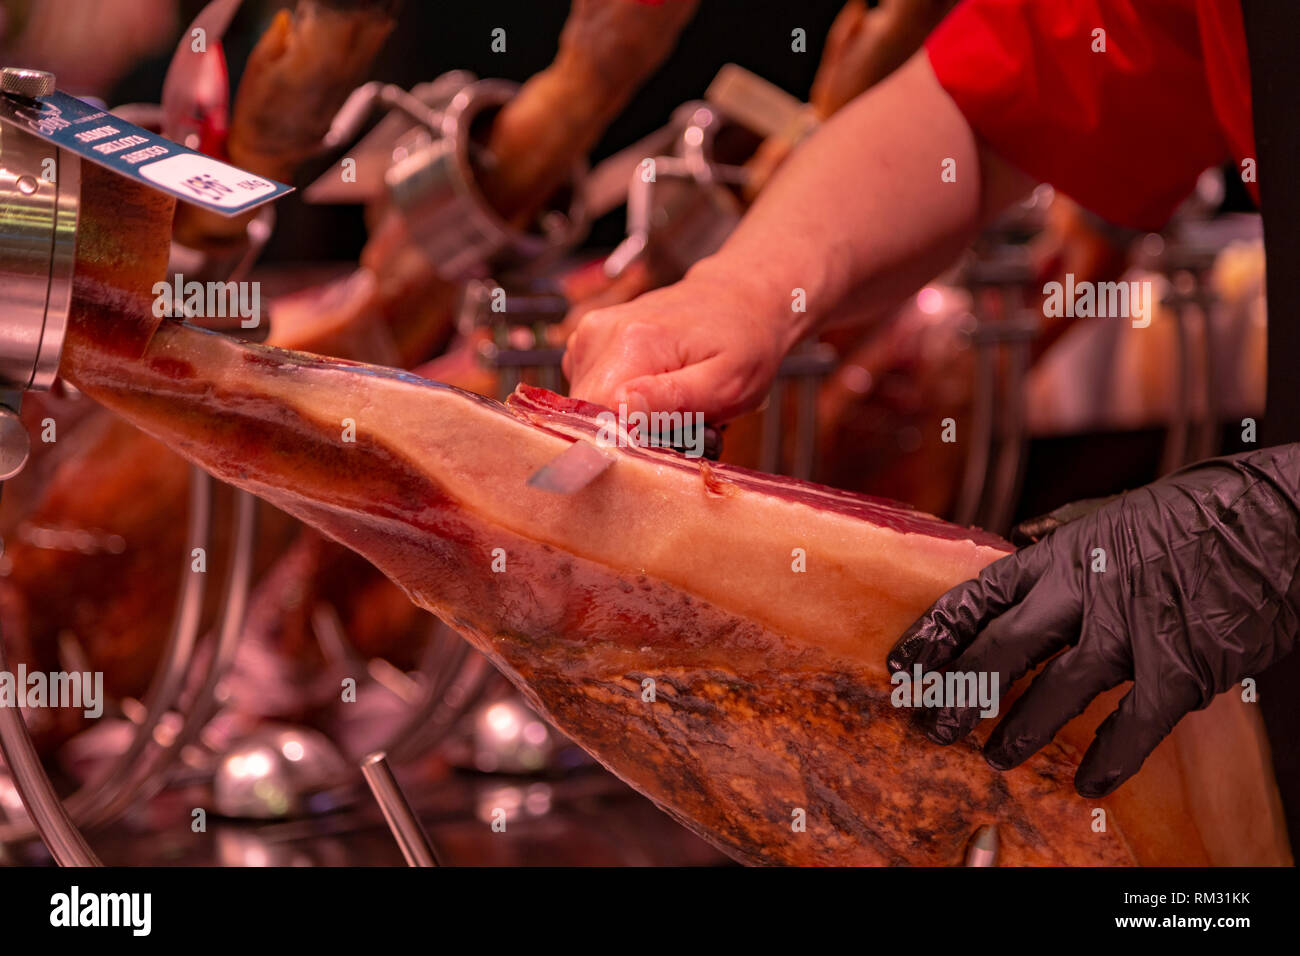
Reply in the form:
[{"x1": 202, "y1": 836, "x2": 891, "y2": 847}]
[
  {"x1": 0, "y1": 406, "x2": 32, "y2": 481},
  {"x1": 1, "y1": 67, "x2": 55, "y2": 99}
]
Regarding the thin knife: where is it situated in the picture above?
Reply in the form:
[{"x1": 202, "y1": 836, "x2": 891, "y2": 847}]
[
  {"x1": 527, "y1": 440, "x2": 617, "y2": 494},
  {"x1": 527, "y1": 425, "x2": 723, "y2": 495}
]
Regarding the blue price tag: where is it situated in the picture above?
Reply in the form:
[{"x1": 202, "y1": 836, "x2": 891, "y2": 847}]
[{"x1": 0, "y1": 89, "x2": 292, "y2": 216}]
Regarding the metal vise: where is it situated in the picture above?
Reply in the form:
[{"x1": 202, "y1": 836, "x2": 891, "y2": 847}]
[{"x1": 304, "y1": 71, "x2": 589, "y2": 283}]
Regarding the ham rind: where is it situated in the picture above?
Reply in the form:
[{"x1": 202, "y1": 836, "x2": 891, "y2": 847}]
[
  {"x1": 58, "y1": 169, "x2": 1291, "y2": 866},
  {"x1": 508, "y1": 385, "x2": 1010, "y2": 546}
]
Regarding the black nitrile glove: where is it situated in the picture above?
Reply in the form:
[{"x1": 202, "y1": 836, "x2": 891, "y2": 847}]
[{"x1": 888, "y1": 444, "x2": 1300, "y2": 797}]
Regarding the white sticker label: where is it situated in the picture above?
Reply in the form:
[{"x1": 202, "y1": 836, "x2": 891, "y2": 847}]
[{"x1": 139, "y1": 154, "x2": 277, "y2": 209}]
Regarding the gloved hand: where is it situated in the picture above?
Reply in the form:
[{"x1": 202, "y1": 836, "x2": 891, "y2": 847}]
[{"x1": 888, "y1": 444, "x2": 1300, "y2": 797}]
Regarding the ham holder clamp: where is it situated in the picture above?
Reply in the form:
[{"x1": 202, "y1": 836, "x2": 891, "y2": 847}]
[{"x1": 303, "y1": 71, "x2": 589, "y2": 282}]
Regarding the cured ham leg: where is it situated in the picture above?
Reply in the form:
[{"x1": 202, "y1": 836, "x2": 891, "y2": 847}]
[
  {"x1": 227, "y1": 0, "x2": 399, "y2": 183},
  {"x1": 55, "y1": 167, "x2": 1291, "y2": 866}
]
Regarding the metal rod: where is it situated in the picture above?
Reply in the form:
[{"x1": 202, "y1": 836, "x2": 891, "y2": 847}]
[
  {"x1": 985, "y1": 308, "x2": 1032, "y2": 536},
  {"x1": 1190, "y1": 283, "x2": 1220, "y2": 461},
  {"x1": 361, "y1": 751, "x2": 440, "y2": 867},
  {"x1": 381, "y1": 628, "x2": 468, "y2": 756},
  {"x1": 490, "y1": 346, "x2": 565, "y2": 369},
  {"x1": 0, "y1": 465, "x2": 214, "y2": 844},
  {"x1": 67, "y1": 465, "x2": 212, "y2": 823},
  {"x1": 0, "y1": 624, "x2": 101, "y2": 866},
  {"x1": 177, "y1": 487, "x2": 258, "y2": 733},
  {"x1": 963, "y1": 825, "x2": 999, "y2": 866},
  {"x1": 954, "y1": 323, "x2": 997, "y2": 526},
  {"x1": 1159, "y1": 293, "x2": 1194, "y2": 475},
  {"x1": 792, "y1": 366, "x2": 820, "y2": 480},
  {"x1": 759, "y1": 377, "x2": 786, "y2": 475},
  {"x1": 993, "y1": 339, "x2": 1031, "y2": 534},
  {"x1": 389, "y1": 638, "x2": 494, "y2": 764},
  {"x1": 86, "y1": 484, "x2": 258, "y2": 826}
]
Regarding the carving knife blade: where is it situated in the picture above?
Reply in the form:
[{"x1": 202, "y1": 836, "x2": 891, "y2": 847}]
[{"x1": 527, "y1": 440, "x2": 616, "y2": 494}]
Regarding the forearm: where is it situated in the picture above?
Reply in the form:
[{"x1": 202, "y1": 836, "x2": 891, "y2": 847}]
[{"x1": 689, "y1": 51, "x2": 1032, "y2": 352}]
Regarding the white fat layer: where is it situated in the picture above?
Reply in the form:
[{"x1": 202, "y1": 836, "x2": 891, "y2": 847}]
[{"x1": 225, "y1": 351, "x2": 1006, "y2": 675}]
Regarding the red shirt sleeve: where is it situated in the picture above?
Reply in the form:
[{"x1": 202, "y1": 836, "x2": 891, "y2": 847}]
[{"x1": 926, "y1": 0, "x2": 1233, "y2": 230}]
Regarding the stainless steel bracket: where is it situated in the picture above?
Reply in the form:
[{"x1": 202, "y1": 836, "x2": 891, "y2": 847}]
[
  {"x1": 952, "y1": 256, "x2": 1040, "y2": 535},
  {"x1": 0, "y1": 98, "x2": 80, "y2": 392},
  {"x1": 603, "y1": 101, "x2": 746, "y2": 282},
  {"x1": 385, "y1": 78, "x2": 588, "y2": 282}
]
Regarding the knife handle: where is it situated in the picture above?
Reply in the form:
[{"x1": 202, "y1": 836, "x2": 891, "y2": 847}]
[{"x1": 649, "y1": 423, "x2": 723, "y2": 461}]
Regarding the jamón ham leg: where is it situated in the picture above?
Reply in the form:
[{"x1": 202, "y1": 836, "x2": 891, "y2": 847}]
[{"x1": 53, "y1": 166, "x2": 1291, "y2": 866}]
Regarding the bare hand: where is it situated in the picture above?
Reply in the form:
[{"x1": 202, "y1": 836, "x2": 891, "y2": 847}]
[{"x1": 563, "y1": 267, "x2": 797, "y2": 422}]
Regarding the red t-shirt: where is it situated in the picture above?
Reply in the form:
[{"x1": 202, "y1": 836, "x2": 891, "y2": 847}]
[{"x1": 926, "y1": 0, "x2": 1255, "y2": 230}]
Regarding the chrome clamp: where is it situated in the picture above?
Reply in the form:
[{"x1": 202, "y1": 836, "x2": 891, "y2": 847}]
[
  {"x1": 458, "y1": 277, "x2": 571, "y2": 399},
  {"x1": 0, "y1": 69, "x2": 80, "y2": 394},
  {"x1": 385, "y1": 78, "x2": 588, "y2": 282},
  {"x1": 304, "y1": 72, "x2": 589, "y2": 282},
  {"x1": 603, "y1": 101, "x2": 747, "y2": 282},
  {"x1": 600, "y1": 65, "x2": 820, "y2": 283},
  {"x1": 305, "y1": 70, "x2": 481, "y2": 205}
]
